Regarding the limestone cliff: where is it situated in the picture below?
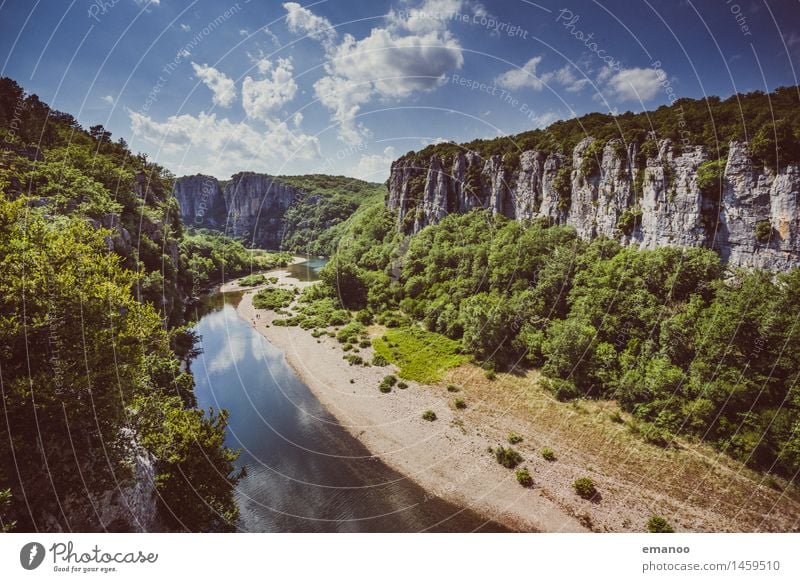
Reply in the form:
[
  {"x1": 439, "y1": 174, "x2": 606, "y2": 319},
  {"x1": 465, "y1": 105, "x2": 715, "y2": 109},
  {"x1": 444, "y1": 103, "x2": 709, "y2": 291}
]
[
  {"x1": 173, "y1": 172, "x2": 298, "y2": 249},
  {"x1": 388, "y1": 139, "x2": 800, "y2": 271}
]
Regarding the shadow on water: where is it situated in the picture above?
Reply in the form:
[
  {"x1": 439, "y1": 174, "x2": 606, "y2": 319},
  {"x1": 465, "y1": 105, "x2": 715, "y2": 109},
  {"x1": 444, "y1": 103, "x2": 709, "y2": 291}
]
[{"x1": 190, "y1": 262, "x2": 510, "y2": 532}]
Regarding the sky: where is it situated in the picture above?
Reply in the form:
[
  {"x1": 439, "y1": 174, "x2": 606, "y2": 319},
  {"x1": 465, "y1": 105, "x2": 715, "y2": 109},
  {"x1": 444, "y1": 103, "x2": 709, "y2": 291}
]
[{"x1": 1, "y1": 0, "x2": 798, "y2": 181}]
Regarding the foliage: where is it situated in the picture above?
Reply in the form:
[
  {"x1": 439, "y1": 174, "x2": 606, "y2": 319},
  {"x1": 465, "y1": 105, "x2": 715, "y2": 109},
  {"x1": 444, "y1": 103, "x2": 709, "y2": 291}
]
[
  {"x1": 696, "y1": 158, "x2": 726, "y2": 200},
  {"x1": 380, "y1": 375, "x2": 398, "y2": 389},
  {"x1": 515, "y1": 468, "x2": 533, "y2": 487},
  {"x1": 422, "y1": 410, "x2": 437, "y2": 421},
  {"x1": 447, "y1": 384, "x2": 461, "y2": 392},
  {"x1": 239, "y1": 274, "x2": 267, "y2": 286},
  {"x1": 541, "y1": 448, "x2": 556, "y2": 462},
  {"x1": 494, "y1": 446, "x2": 523, "y2": 468},
  {"x1": 646, "y1": 515, "x2": 675, "y2": 533},
  {"x1": 253, "y1": 287, "x2": 294, "y2": 310},
  {"x1": 337, "y1": 321, "x2": 365, "y2": 344},
  {"x1": 371, "y1": 353, "x2": 389, "y2": 366},
  {"x1": 371, "y1": 326, "x2": 466, "y2": 383},
  {"x1": 573, "y1": 477, "x2": 598, "y2": 500},
  {"x1": 755, "y1": 220, "x2": 773, "y2": 243},
  {"x1": 454, "y1": 398, "x2": 467, "y2": 409},
  {"x1": 507, "y1": 432, "x2": 523, "y2": 444}
]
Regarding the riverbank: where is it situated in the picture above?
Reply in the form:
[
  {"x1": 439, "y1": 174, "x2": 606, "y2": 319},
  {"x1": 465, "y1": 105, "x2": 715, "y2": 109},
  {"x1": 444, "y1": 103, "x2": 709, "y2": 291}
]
[{"x1": 226, "y1": 271, "x2": 800, "y2": 533}]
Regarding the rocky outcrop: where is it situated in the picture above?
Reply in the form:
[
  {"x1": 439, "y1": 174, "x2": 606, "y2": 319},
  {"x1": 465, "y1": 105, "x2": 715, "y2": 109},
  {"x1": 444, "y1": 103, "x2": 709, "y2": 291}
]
[
  {"x1": 387, "y1": 139, "x2": 800, "y2": 271},
  {"x1": 173, "y1": 172, "x2": 301, "y2": 249}
]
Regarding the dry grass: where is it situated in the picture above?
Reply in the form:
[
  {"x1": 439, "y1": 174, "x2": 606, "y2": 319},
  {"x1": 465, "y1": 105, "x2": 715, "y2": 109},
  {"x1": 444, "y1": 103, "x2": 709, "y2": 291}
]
[{"x1": 442, "y1": 364, "x2": 800, "y2": 532}]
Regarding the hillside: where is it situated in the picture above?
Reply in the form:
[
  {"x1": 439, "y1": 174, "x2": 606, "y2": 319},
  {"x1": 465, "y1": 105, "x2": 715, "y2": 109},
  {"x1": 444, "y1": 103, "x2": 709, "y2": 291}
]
[
  {"x1": 172, "y1": 172, "x2": 383, "y2": 256},
  {"x1": 388, "y1": 86, "x2": 800, "y2": 271}
]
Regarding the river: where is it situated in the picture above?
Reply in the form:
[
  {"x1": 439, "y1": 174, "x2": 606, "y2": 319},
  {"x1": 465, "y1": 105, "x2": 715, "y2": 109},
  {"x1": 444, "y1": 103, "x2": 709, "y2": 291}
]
[{"x1": 188, "y1": 259, "x2": 506, "y2": 532}]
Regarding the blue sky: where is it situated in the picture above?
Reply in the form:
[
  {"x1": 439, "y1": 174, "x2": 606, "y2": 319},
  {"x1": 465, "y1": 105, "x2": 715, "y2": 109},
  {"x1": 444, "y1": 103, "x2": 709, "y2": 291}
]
[{"x1": 1, "y1": 0, "x2": 798, "y2": 180}]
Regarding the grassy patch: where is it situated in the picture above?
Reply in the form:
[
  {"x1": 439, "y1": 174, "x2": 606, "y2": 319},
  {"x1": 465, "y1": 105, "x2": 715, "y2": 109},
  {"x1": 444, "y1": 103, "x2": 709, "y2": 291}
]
[
  {"x1": 372, "y1": 326, "x2": 466, "y2": 383},
  {"x1": 422, "y1": 410, "x2": 437, "y2": 421},
  {"x1": 239, "y1": 274, "x2": 267, "y2": 287}
]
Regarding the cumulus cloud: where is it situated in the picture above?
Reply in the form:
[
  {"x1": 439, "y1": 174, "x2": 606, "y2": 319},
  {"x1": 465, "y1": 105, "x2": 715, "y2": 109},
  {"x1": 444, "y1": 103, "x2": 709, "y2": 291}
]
[
  {"x1": 601, "y1": 67, "x2": 664, "y2": 101},
  {"x1": 191, "y1": 62, "x2": 237, "y2": 108},
  {"x1": 283, "y1": 3, "x2": 464, "y2": 143},
  {"x1": 283, "y1": 1, "x2": 337, "y2": 47},
  {"x1": 128, "y1": 109, "x2": 320, "y2": 177},
  {"x1": 242, "y1": 58, "x2": 298, "y2": 122},
  {"x1": 496, "y1": 57, "x2": 589, "y2": 93},
  {"x1": 351, "y1": 146, "x2": 397, "y2": 181},
  {"x1": 101, "y1": 95, "x2": 115, "y2": 105}
]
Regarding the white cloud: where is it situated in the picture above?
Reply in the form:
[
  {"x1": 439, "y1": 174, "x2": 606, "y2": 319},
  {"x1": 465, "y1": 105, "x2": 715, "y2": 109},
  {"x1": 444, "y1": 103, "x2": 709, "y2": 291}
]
[
  {"x1": 292, "y1": 112, "x2": 303, "y2": 128},
  {"x1": 262, "y1": 26, "x2": 280, "y2": 46},
  {"x1": 128, "y1": 109, "x2": 320, "y2": 177},
  {"x1": 283, "y1": 1, "x2": 337, "y2": 47},
  {"x1": 191, "y1": 62, "x2": 237, "y2": 108},
  {"x1": 180, "y1": 23, "x2": 191, "y2": 32},
  {"x1": 496, "y1": 57, "x2": 589, "y2": 93},
  {"x1": 239, "y1": 28, "x2": 249, "y2": 37},
  {"x1": 285, "y1": 3, "x2": 464, "y2": 144},
  {"x1": 134, "y1": 0, "x2": 160, "y2": 7},
  {"x1": 242, "y1": 58, "x2": 298, "y2": 121},
  {"x1": 102, "y1": 95, "x2": 115, "y2": 105},
  {"x1": 351, "y1": 146, "x2": 397, "y2": 181},
  {"x1": 387, "y1": 0, "x2": 464, "y2": 35},
  {"x1": 601, "y1": 67, "x2": 664, "y2": 101}
]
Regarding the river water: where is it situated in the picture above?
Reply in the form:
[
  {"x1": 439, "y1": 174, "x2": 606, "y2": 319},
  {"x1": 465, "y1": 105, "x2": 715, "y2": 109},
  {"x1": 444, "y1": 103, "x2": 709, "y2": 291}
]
[{"x1": 188, "y1": 259, "x2": 506, "y2": 532}]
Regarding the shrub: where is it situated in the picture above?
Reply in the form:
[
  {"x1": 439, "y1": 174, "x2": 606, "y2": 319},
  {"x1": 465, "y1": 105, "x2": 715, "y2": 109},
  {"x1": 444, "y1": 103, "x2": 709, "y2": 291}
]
[
  {"x1": 239, "y1": 274, "x2": 266, "y2": 286},
  {"x1": 337, "y1": 321, "x2": 365, "y2": 344},
  {"x1": 696, "y1": 158, "x2": 726, "y2": 200},
  {"x1": 646, "y1": 516, "x2": 674, "y2": 533},
  {"x1": 573, "y1": 477, "x2": 598, "y2": 500},
  {"x1": 507, "y1": 432, "x2": 523, "y2": 444},
  {"x1": 422, "y1": 410, "x2": 437, "y2": 421},
  {"x1": 541, "y1": 447, "x2": 556, "y2": 462},
  {"x1": 616, "y1": 207, "x2": 642, "y2": 236},
  {"x1": 355, "y1": 309, "x2": 373, "y2": 325},
  {"x1": 609, "y1": 411, "x2": 624, "y2": 424},
  {"x1": 755, "y1": 220, "x2": 773, "y2": 243},
  {"x1": 516, "y1": 468, "x2": 533, "y2": 487},
  {"x1": 342, "y1": 343, "x2": 353, "y2": 352},
  {"x1": 379, "y1": 384, "x2": 392, "y2": 393},
  {"x1": 371, "y1": 354, "x2": 389, "y2": 366},
  {"x1": 494, "y1": 446, "x2": 523, "y2": 468},
  {"x1": 359, "y1": 340, "x2": 371, "y2": 348},
  {"x1": 397, "y1": 381, "x2": 408, "y2": 389},
  {"x1": 446, "y1": 384, "x2": 460, "y2": 392},
  {"x1": 484, "y1": 369, "x2": 497, "y2": 380},
  {"x1": 345, "y1": 354, "x2": 363, "y2": 366},
  {"x1": 454, "y1": 398, "x2": 466, "y2": 409},
  {"x1": 380, "y1": 375, "x2": 397, "y2": 390},
  {"x1": 252, "y1": 287, "x2": 294, "y2": 310}
]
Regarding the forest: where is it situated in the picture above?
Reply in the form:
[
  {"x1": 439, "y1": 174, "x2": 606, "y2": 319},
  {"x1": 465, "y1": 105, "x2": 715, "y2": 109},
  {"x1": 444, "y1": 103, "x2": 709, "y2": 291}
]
[
  {"x1": 312, "y1": 201, "x2": 800, "y2": 480},
  {"x1": 0, "y1": 77, "x2": 244, "y2": 531}
]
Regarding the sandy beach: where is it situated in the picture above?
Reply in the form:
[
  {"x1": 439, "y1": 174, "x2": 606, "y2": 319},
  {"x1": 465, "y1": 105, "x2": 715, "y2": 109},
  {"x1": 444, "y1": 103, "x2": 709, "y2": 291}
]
[{"x1": 221, "y1": 266, "x2": 800, "y2": 533}]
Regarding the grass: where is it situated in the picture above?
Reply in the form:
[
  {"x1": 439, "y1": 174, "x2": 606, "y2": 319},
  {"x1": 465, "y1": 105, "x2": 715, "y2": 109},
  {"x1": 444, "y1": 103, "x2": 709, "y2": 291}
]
[
  {"x1": 541, "y1": 447, "x2": 556, "y2": 462},
  {"x1": 646, "y1": 516, "x2": 674, "y2": 533},
  {"x1": 507, "y1": 431, "x2": 523, "y2": 445},
  {"x1": 371, "y1": 326, "x2": 466, "y2": 383},
  {"x1": 454, "y1": 398, "x2": 467, "y2": 409},
  {"x1": 422, "y1": 410, "x2": 437, "y2": 421},
  {"x1": 446, "y1": 384, "x2": 461, "y2": 392}
]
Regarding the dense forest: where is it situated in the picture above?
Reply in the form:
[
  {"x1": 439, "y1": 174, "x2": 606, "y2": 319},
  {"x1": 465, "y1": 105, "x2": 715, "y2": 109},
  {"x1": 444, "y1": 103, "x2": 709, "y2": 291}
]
[
  {"x1": 0, "y1": 77, "x2": 252, "y2": 531},
  {"x1": 308, "y1": 196, "x2": 800, "y2": 480}
]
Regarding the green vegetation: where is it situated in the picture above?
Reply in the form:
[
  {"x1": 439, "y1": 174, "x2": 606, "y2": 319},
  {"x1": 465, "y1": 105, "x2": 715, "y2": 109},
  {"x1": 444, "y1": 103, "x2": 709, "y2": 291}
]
[
  {"x1": 542, "y1": 448, "x2": 556, "y2": 462},
  {"x1": 397, "y1": 381, "x2": 409, "y2": 389},
  {"x1": 755, "y1": 220, "x2": 773, "y2": 243},
  {"x1": 0, "y1": 77, "x2": 240, "y2": 531},
  {"x1": 320, "y1": 202, "x2": 800, "y2": 480},
  {"x1": 380, "y1": 375, "x2": 398, "y2": 390},
  {"x1": 371, "y1": 354, "x2": 389, "y2": 366},
  {"x1": 646, "y1": 516, "x2": 675, "y2": 533},
  {"x1": 573, "y1": 477, "x2": 598, "y2": 500},
  {"x1": 507, "y1": 432, "x2": 523, "y2": 445},
  {"x1": 446, "y1": 384, "x2": 461, "y2": 392},
  {"x1": 337, "y1": 321, "x2": 365, "y2": 344},
  {"x1": 422, "y1": 410, "x2": 437, "y2": 421},
  {"x1": 239, "y1": 274, "x2": 267, "y2": 286},
  {"x1": 454, "y1": 398, "x2": 467, "y2": 409},
  {"x1": 372, "y1": 327, "x2": 466, "y2": 383},
  {"x1": 253, "y1": 287, "x2": 295, "y2": 310},
  {"x1": 277, "y1": 175, "x2": 385, "y2": 256},
  {"x1": 515, "y1": 468, "x2": 534, "y2": 487},
  {"x1": 494, "y1": 446, "x2": 523, "y2": 469}
]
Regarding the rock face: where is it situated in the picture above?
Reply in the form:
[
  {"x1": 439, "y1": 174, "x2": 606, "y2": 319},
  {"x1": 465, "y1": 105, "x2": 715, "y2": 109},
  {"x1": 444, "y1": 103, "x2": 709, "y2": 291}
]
[
  {"x1": 173, "y1": 172, "x2": 301, "y2": 249},
  {"x1": 387, "y1": 139, "x2": 800, "y2": 271}
]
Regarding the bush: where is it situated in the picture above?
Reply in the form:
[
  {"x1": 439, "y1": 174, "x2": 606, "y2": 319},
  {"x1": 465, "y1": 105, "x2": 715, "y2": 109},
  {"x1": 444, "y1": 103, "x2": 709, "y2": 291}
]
[
  {"x1": 494, "y1": 446, "x2": 523, "y2": 468},
  {"x1": 345, "y1": 354, "x2": 363, "y2": 366},
  {"x1": 755, "y1": 220, "x2": 773, "y2": 243},
  {"x1": 515, "y1": 468, "x2": 533, "y2": 487},
  {"x1": 541, "y1": 447, "x2": 556, "y2": 461},
  {"x1": 380, "y1": 375, "x2": 397, "y2": 389},
  {"x1": 355, "y1": 309, "x2": 373, "y2": 325},
  {"x1": 484, "y1": 369, "x2": 497, "y2": 380},
  {"x1": 337, "y1": 321, "x2": 365, "y2": 344},
  {"x1": 454, "y1": 398, "x2": 466, "y2": 409},
  {"x1": 507, "y1": 432, "x2": 523, "y2": 444},
  {"x1": 646, "y1": 516, "x2": 675, "y2": 533},
  {"x1": 379, "y1": 384, "x2": 392, "y2": 393},
  {"x1": 446, "y1": 384, "x2": 460, "y2": 392},
  {"x1": 253, "y1": 287, "x2": 294, "y2": 310},
  {"x1": 239, "y1": 274, "x2": 267, "y2": 286},
  {"x1": 371, "y1": 354, "x2": 389, "y2": 366},
  {"x1": 422, "y1": 410, "x2": 437, "y2": 421},
  {"x1": 573, "y1": 477, "x2": 598, "y2": 500},
  {"x1": 397, "y1": 381, "x2": 408, "y2": 389},
  {"x1": 358, "y1": 340, "x2": 371, "y2": 348}
]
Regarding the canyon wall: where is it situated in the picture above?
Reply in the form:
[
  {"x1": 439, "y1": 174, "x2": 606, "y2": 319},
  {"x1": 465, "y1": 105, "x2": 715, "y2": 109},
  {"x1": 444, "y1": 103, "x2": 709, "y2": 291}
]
[{"x1": 387, "y1": 139, "x2": 800, "y2": 271}]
